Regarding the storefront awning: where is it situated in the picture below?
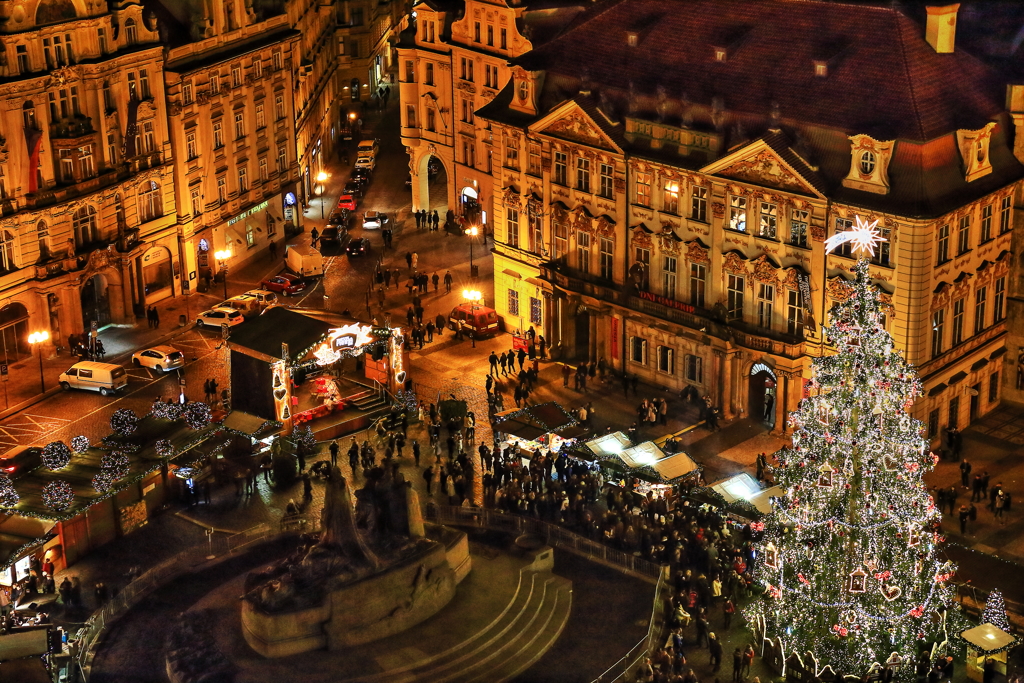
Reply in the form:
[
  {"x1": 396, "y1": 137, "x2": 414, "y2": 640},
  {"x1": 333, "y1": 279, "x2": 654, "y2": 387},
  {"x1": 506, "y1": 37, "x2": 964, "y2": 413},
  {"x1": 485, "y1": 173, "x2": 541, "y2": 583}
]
[{"x1": 0, "y1": 516, "x2": 56, "y2": 570}]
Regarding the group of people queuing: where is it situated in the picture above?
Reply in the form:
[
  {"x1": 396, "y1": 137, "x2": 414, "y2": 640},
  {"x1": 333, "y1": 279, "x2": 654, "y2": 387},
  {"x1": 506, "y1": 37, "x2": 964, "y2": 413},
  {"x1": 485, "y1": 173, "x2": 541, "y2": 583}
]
[
  {"x1": 413, "y1": 209, "x2": 440, "y2": 232},
  {"x1": 67, "y1": 332, "x2": 105, "y2": 360}
]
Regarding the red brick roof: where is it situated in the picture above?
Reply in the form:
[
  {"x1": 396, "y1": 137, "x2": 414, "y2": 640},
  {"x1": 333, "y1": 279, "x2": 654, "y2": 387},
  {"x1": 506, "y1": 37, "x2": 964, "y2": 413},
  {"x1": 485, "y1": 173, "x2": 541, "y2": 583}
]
[{"x1": 515, "y1": 0, "x2": 1005, "y2": 142}]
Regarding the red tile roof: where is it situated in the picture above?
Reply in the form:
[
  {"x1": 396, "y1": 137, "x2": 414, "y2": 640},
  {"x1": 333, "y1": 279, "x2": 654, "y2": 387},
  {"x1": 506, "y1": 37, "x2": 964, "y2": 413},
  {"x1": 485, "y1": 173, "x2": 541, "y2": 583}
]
[{"x1": 515, "y1": 0, "x2": 1005, "y2": 142}]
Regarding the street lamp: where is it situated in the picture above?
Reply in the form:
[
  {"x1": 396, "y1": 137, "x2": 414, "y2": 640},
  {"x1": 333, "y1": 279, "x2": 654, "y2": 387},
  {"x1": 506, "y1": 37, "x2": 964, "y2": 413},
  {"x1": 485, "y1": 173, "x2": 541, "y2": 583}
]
[
  {"x1": 467, "y1": 225, "x2": 479, "y2": 279},
  {"x1": 28, "y1": 330, "x2": 48, "y2": 394},
  {"x1": 462, "y1": 289, "x2": 482, "y2": 305},
  {"x1": 215, "y1": 249, "x2": 232, "y2": 300},
  {"x1": 316, "y1": 171, "x2": 329, "y2": 220}
]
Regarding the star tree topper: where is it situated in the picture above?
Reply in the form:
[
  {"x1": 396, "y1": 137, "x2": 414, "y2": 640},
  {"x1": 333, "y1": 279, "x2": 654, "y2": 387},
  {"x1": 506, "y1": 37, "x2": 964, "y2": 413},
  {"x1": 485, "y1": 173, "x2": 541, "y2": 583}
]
[{"x1": 824, "y1": 216, "x2": 887, "y2": 257}]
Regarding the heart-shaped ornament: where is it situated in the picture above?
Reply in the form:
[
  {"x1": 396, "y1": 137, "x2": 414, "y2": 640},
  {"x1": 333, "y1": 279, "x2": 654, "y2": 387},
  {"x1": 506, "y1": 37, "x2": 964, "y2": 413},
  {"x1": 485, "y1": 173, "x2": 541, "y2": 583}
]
[
  {"x1": 395, "y1": 371, "x2": 407, "y2": 385},
  {"x1": 881, "y1": 584, "x2": 901, "y2": 601},
  {"x1": 274, "y1": 388, "x2": 287, "y2": 401}
]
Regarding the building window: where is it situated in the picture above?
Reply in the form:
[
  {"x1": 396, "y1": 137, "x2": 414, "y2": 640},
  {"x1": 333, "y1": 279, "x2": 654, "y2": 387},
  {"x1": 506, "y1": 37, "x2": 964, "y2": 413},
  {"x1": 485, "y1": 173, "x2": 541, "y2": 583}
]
[
  {"x1": 600, "y1": 238, "x2": 614, "y2": 280},
  {"x1": 871, "y1": 226, "x2": 892, "y2": 267},
  {"x1": 405, "y1": 60, "x2": 415, "y2": 82},
  {"x1": 859, "y1": 150, "x2": 876, "y2": 174},
  {"x1": 951, "y1": 297, "x2": 965, "y2": 346},
  {"x1": 729, "y1": 196, "x2": 747, "y2": 232},
  {"x1": 58, "y1": 150, "x2": 74, "y2": 183},
  {"x1": 505, "y1": 136, "x2": 518, "y2": 169},
  {"x1": 577, "y1": 232, "x2": 590, "y2": 273},
  {"x1": 16, "y1": 45, "x2": 28, "y2": 73},
  {"x1": 78, "y1": 144, "x2": 94, "y2": 178},
  {"x1": 462, "y1": 140, "x2": 475, "y2": 167},
  {"x1": 553, "y1": 152, "x2": 567, "y2": 185},
  {"x1": 689, "y1": 263, "x2": 706, "y2": 307},
  {"x1": 234, "y1": 110, "x2": 245, "y2": 139},
  {"x1": 554, "y1": 223, "x2": 568, "y2": 261},
  {"x1": 790, "y1": 209, "x2": 808, "y2": 247},
  {"x1": 928, "y1": 409, "x2": 939, "y2": 439},
  {"x1": 36, "y1": 221, "x2": 48, "y2": 259},
  {"x1": 635, "y1": 172, "x2": 652, "y2": 206},
  {"x1": 662, "y1": 256, "x2": 677, "y2": 299},
  {"x1": 259, "y1": 157, "x2": 268, "y2": 183},
  {"x1": 72, "y1": 206, "x2": 97, "y2": 248},
  {"x1": 931, "y1": 309, "x2": 945, "y2": 357},
  {"x1": 787, "y1": 289, "x2": 804, "y2": 336},
  {"x1": 727, "y1": 274, "x2": 744, "y2": 320},
  {"x1": 474, "y1": 23, "x2": 481, "y2": 42},
  {"x1": 657, "y1": 346, "x2": 674, "y2": 374},
  {"x1": 995, "y1": 276, "x2": 1006, "y2": 321},
  {"x1": 999, "y1": 195, "x2": 1012, "y2": 234},
  {"x1": 487, "y1": 25, "x2": 494, "y2": 46},
  {"x1": 276, "y1": 146, "x2": 287, "y2": 174},
  {"x1": 599, "y1": 164, "x2": 613, "y2": 198},
  {"x1": 528, "y1": 145, "x2": 541, "y2": 176},
  {"x1": 948, "y1": 396, "x2": 960, "y2": 431},
  {"x1": 190, "y1": 188, "x2": 202, "y2": 216},
  {"x1": 663, "y1": 181, "x2": 680, "y2": 214},
  {"x1": 833, "y1": 217, "x2": 854, "y2": 258},
  {"x1": 426, "y1": 109, "x2": 436, "y2": 132},
  {"x1": 630, "y1": 336, "x2": 647, "y2": 364},
  {"x1": 506, "y1": 207, "x2": 519, "y2": 248},
  {"x1": 425, "y1": 63, "x2": 434, "y2": 86},
  {"x1": 980, "y1": 204, "x2": 993, "y2": 243},
  {"x1": 213, "y1": 121, "x2": 224, "y2": 149},
  {"x1": 529, "y1": 207, "x2": 542, "y2": 254},
  {"x1": 141, "y1": 121, "x2": 155, "y2": 153},
  {"x1": 973, "y1": 286, "x2": 987, "y2": 334},
  {"x1": 989, "y1": 370, "x2": 1000, "y2": 403},
  {"x1": 405, "y1": 104, "x2": 417, "y2": 128},
  {"x1": 272, "y1": 50, "x2": 283, "y2": 71},
  {"x1": 759, "y1": 202, "x2": 777, "y2": 239},
  {"x1": 500, "y1": 28, "x2": 507, "y2": 49},
  {"x1": 245, "y1": 223, "x2": 256, "y2": 247},
  {"x1": 685, "y1": 355, "x2": 703, "y2": 384},
  {"x1": 957, "y1": 214, "x2": 971, "y2": 255},
  {"x1": 267, "y1": 214, "x2": 277, "y2": 237},
  {"x1": 575, "y1": 157, "x2": 590, "y2": 192},
  {"x1": 217, "y1": 176, "x2": 227, "y2": 204},
  {"x1": 757, "y1": 283, "x2": 774, "y2": 328},
  {"x1": 634, "y1": 247, "x2": 650, "y2": 290},
  {"x1": 256, "y1": 103, "x2": 266, "y2": 130},
  {"x1": 252, "y1": 58, "x2": 262, "y2": 80},
  {"x1": 210, "y1": 73, "x2": 220, "y2": 93},
  {"x1": 124, "y1": 18, "x2": 138, "y2": 44},
  {"x1": 231, "y1": 65, "x2": 241, "y2": 88},
  {"x1": 530, "y1": 297, "x2": 542, "y2": 324},
  {"x1": 275, "y1": 94, "x2": 285, "y2": 120},
  {"x1": 138, "y1": 181, "x2": 162, "y2": 222},
  {"x1": 508, "y1": 289, "x2": 519, "y2": 316},
  {"x1": 936, "y1": 223, "x2": 950, "y2": 264},
  {"x1": 691, "y1": 186, "x2": 707, "y2": 222},
  {"x1": 107, "y1": 131, "x2": 118, "y2": 164}
]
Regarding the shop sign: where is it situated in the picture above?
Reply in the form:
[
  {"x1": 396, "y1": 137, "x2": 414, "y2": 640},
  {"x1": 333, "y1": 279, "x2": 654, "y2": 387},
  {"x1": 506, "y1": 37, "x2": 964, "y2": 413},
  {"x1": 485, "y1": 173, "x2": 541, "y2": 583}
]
[
  {"x1": 797, "y1": 273, "x2": 816, "y2": 333},
  {"x1": 227, "y1": 200, "x2": 269, "y2": 226},
  {"x1": 636, "y1": 290, "x2": 695, "y2": 314}
]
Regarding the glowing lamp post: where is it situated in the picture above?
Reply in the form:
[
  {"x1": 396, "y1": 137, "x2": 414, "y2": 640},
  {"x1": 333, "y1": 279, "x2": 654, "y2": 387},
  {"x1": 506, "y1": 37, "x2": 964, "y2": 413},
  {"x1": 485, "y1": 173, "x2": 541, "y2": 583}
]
[
  {"x1": 316, "y1": 171, "x2": 329, "y2": 220},
  {"x1": 463, "y1": 289, "x2": 483, "y2": 306},
  {"x1": 467, "y1": 225, "x2": 479, "y2": 279},
  {"x1": 28, "y1": 330, "x2": 48, "y2": 393},
  {"x1": 215, "y1": 249, "x2": 232, "y2": 300}
]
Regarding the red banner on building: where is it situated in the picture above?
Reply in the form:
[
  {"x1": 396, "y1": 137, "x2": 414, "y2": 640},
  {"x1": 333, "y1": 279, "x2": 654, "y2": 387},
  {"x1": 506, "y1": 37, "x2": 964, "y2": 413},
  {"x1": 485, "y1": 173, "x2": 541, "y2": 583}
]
[
  {"x1": 610, "y1": 317, "x2": 619, "y2": 359},
  {"x1": 24, "y1": 126, "x2": 41, "y2": 193}
]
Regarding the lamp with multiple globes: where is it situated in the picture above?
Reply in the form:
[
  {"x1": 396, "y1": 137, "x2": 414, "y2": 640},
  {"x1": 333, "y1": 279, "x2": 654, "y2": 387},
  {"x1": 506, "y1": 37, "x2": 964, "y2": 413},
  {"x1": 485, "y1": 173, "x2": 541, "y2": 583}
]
[{"x1": 27, "y1": 330, "x2": 48, "y2": 393}]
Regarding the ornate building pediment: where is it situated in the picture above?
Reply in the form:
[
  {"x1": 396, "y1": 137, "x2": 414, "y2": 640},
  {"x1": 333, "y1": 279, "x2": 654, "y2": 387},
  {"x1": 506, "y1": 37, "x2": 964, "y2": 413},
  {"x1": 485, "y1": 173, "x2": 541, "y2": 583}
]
[
  {"x1": 530, "y1": 101, "x2": 620, "y2": 152},
  {"x1": 750, "y1": 254, "x2": 779, "y2": 284},
  {"x1": 685, "y1": 239, "x2": 710, "y2": 265},
  {"x1": 702, "y1": 139, "x2": 824, "y2": 198},
  {"x1": 631, "y1": 225, "x2": 654, "y2": 249},
  {"x1": 722, "y1": 251, "x2": 747, "y2": 275},
  {"x1": 594, "y1": 215, "x2": 615, "y2": 236},
  {"x1": 827, "y1": 276, "x2": 854, "y2": 302},
  {"x1": 503, "y1": 186, "x2": 521, "y2": 208},
  {"x1": 550, "y1": 201, "x2": 569, "y2": 223}
]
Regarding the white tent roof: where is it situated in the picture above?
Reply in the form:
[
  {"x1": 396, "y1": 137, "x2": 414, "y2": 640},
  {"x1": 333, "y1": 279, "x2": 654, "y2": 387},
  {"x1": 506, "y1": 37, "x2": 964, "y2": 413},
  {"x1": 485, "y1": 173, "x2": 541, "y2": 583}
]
[
  {"x1": 586, "y1": 432, "x2": 698, "y2": 481},
  {"x1": 747, "y1": 486, "x2": 785, "y2": 515},
  {"x1": 585, "y1": 432, "x2": 632, "y2": 459},
  {"x1": 710, "y1": 473, "x2": 764, "y2": 504}
]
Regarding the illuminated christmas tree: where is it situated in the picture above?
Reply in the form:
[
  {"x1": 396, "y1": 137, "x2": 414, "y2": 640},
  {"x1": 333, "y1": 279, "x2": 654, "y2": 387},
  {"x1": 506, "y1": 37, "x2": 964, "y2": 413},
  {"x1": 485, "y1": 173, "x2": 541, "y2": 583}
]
[
  {"x1": 982, "y1": 589, "x2": 1010, "y2": 633},
  {"x1": 747, "y1": 221, "x2": 960, "y2": 679}
]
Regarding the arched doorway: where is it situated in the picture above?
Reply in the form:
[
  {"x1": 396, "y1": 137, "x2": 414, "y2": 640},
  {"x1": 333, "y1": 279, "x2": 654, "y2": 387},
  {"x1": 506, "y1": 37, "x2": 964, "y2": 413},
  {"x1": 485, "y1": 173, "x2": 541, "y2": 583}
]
[
  {"x1": 140, "y1": 246, "x2": 173, "y2": 304},
  {"x1": 81, "y1": 274, "x2": 111, "y2": 329},
  {"x1": 461, "y1": 186, "x2": 480, "y2": 225},
  {"x1": 427, "y1": 155, "x2": 448, "y2": 216},
  {"x1": 748, "y1": 362, "x2": 777, "y2": 429},
  {"x1": 0, "y1": 303, "x2": 29, "y2": 362}
]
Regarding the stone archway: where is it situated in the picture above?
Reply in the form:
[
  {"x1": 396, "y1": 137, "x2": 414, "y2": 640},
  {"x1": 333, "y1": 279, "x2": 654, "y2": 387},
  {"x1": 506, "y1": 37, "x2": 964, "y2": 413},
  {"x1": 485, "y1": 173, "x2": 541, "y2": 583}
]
[
  {"x1": 78, "y1": 264, "x2": 126, "y2": 331},
  {"x1": 747, "y1": 361, "x2": 777, "y2": 430}
]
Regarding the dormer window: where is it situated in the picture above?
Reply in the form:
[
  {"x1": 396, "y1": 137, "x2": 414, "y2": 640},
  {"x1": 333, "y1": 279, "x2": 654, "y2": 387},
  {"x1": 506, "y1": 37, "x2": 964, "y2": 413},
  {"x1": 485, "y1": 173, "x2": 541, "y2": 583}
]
[
  {"x1": 843, "y1": 134, "x2": 894, "y2": 195},
  {"x1": 956, "y1": 122, "x2": 995, "y2": 183},
  {"x1": 626, "y1": 31, "x2": 638, "y2": 47},
  {"x1": 518, "y1": 82, "x2": 529, "y2": 102},
  {"x1": 714, "y1": 48, "x2": 727, "y2": 62},
  {"x1": 813, "y1": 60, "x2": 828, "y2": 77},
  {"x1": 859, "y1": 151, "x2": 876, "y2": 175}
]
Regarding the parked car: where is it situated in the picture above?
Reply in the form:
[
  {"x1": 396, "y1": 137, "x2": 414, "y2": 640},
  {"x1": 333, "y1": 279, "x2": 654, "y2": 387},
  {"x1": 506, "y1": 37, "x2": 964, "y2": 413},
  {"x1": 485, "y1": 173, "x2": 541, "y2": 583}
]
[
  {"x1": 352, "y1": 167, "x2": 372, "y2": 183},
  {"x1": 217, "y1": 295, "x2": 264, "y2": 318},
  {"x1": 337, "y1": 194, "x2": 357, "y2": 211},
  {"x1": 242, "y1": 289, "x2": 279, "y2": 308},
  {"x1": 448, "y1": 303, "x2": 500, "y2": 337},
  {"x1": 362, "y1": 211, "x2": 387, "y2": 229},
  {"x1": 328, "y1": 208, "x2": 348, "y2": 225},
  {"x1": 320, "y1": 226, "x2": 343, "y2": 247},
  {"x1": 344, "y1": 180, "x2": 364, "y2": 198},
  {"x1": 346, "y1": 237, "x2": 370, "y2": 257},
  {"x1": 261, "y1": 273, "x2": 307, "y2": 296},
  {"x1": 132, "y1": 345, "x2": 185, "y2": 371},
  {"x1": 285, "y1": 244, "x2": 324, "y2": 277},
  {"x1": 196, "y1": 307, "x2": 245, "y2": 329},
  {"x1": 0, "y1": 446, "x2": 42, "y2": 478},
  {"x1": 357, "y1": 139, "x2": 379, "y2": 157},
  {"x1": 58, "y1": 361, "x2": 129, "y2": 395},
  {"x1": 354, "y1": 156, "x2": 376, "y2": 172}
]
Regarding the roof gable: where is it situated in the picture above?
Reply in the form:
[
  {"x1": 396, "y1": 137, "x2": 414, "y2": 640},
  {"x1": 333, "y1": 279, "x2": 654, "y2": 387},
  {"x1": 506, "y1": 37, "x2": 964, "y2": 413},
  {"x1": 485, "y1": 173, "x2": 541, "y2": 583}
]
[
  {"x1": 529, "y1": 99, "x2": 623, "y2": 152},
  {"x1": 702, "y1": 137, "x2": 826, "y2": 198}
]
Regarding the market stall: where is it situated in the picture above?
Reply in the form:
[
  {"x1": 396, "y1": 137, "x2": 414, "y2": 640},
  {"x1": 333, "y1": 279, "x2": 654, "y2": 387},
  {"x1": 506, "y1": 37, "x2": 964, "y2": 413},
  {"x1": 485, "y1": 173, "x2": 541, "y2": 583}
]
[
  {"x1": 493, "y1": 402, "x2": 588, "y2": 460},
  {"x1": 583, "y1": 431, "x2": 700, "y2": 494},
  {"x1": 961, "y1": 623, "x2": 1016, "y2": 683}
]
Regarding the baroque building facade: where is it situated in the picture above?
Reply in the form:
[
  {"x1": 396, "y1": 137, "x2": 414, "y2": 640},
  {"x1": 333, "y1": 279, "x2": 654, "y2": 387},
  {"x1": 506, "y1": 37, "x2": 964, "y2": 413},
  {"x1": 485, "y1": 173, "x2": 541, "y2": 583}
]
[
  {"x1": 473, "y1": 0, "x2": 1022, "y2": 442},
  {"x1": 161, "y1": 5, "x2": 302, "y2": 288},
  {"x1": 0, "y1": 0, "x2": 176, "y2": 359}
]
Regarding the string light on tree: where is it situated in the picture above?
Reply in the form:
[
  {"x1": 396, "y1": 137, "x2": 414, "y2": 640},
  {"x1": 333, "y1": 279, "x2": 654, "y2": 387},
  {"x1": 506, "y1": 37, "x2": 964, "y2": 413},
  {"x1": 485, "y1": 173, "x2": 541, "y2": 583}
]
[
  {"x1": 183, "y1": 402, "x2": 212, "y2": 430},
  {"x1": 110, "y1": 408, "x2": 139, "y2": 436},
  {"x1": 41, "y1": 441, "x2": 72, "y2": 470},
  {"x1": 746, "y1": 246, "x2": 963, "y2": 681},
  {"x1": 70, "y1": 435, "x2": 90, "y2": 454},
  {"x1": 42, "y1": 480, "x2": 74, "y2": 511},
  {"x1": 92, "y1": 470, "x2": 116, "y2": 494},
  {"x1": 100, "y1": 452, "x2": 130, "y2": 480},
  {"x1": 155, "y1": 439, "x2": 174, "y2": 458},
  {"x1": 982, "y1": 589, "x2": 1011, "y2": 633},
  {"x1": 0, "y1": 473, "x2": 18, "y2": 507}
]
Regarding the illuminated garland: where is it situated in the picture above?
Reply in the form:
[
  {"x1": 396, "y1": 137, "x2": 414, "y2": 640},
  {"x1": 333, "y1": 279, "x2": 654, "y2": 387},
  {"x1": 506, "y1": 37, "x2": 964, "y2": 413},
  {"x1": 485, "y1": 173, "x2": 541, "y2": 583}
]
[
  {"x1": 745, "y1": 259, "x2": 963, "y2": 681},
  {"x1": 92, "y1": 469, "x2": 116, "y2": 494},
  {"x1": 42, "y1": 480, "x2": 74, "y2": 511},
  {"x1": 0, "y1": 473, "x2": 18, "y2": 507},
  {"x1": 70, "y1": 435, "x2": 90, "y2": 454},
  {"x1": 183, "y1": 402, "x2": 212, "y2": 430},
  {"x1": 101, "y1": 452, "x2": 130, "y2": 480},
  {"x1": 155, "y1": 439, "x2": 174, "y2": 458},
  {"x1": 982, "y1": 589, "x2": 1010, "y2": 633},
  {"x1": 110, "y1": 408, "x2": 139, "y2": 436},
  {"x1": 41, "y1": 441, "x2": 72, "y2": 470},
  {"x1": 150, "y1": 400, "x2": 183, "y2": 421}
]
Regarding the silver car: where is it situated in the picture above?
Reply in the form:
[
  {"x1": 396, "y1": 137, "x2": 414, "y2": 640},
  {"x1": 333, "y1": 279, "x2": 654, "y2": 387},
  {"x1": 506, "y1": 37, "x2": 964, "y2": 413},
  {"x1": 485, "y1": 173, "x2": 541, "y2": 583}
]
[{"x1": 132, "y1": 345, "x2": 185, "y2": 372}]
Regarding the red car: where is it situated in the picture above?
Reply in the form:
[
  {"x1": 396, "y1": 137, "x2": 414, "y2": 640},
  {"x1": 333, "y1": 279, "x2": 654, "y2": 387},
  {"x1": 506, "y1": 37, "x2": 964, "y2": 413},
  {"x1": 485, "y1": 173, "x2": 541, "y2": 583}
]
[
  {"x1": 261, "y1": 273, "x2": 307, "y2": 296},
  {"x1": 337, "y1": 194, "x2": 357, "y2": 211}
]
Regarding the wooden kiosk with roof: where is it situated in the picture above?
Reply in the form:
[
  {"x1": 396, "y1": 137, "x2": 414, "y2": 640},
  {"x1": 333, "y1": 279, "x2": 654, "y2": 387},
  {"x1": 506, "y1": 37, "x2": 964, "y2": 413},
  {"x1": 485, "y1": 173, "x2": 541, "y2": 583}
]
[{"x1": 960, "y1": 623, "x2": 1016, "y2": 683}]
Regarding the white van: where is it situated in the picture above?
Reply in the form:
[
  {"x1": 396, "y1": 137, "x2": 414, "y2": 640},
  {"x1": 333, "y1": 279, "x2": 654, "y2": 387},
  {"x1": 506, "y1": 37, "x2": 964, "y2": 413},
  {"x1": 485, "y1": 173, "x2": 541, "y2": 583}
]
[
  {"x1": 285, "y1": 244, "x2": 324, "y2": 278},
  {"x1": 357, "y1": 139, "x2": 379, "y2": 157},
  {"x1": 59, "y1": 361, "x2": 128, "y2": 396}
]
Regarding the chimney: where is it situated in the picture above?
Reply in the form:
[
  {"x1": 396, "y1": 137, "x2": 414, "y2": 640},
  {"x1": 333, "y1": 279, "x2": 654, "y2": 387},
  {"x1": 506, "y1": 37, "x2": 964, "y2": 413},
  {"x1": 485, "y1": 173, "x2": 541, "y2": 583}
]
[
  {"x1": 1006, "y1": 84, "x2": 1024, "y2": 165},
  {"x1": 925, "y1": 4, "x2": 960, "y2": 54}
]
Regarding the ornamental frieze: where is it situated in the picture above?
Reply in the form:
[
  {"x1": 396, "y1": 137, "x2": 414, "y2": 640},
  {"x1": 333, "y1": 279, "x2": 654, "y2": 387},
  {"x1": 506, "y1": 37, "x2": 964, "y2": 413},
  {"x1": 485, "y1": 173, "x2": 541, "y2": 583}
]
[
  {"x1": 750, "y1": 254, "x2": 778, "y2": 284},
  {"x1": 826, "y1": 277, "x2": 853, "y2": 302},
  {"x1": 657, "y1": 231, "x2": 681, "y2": 255},
  {"x1": 723, "y1": 251, "x2": 747, "y2": 275},
  {"x1": 712, "y1": 202, "x2": 726, "y2": 219},
  {"x1": 809, "y1": 225, "x2": 826, "y2": 242},
  {"x1": 686, "y1": 240, "x2": 710, "y2": 265},
  {"x1": 503, "y1": 186, "x2": 521, "y2": 208},
  {"x1": 931, "y1": 283, "x2": 951, "y2": 311},
  {"x1": 631, "y1": 227, "x2": 654, "y2": 249},
  {"x1": 551, "y1": 203, "x2": 569, "y2": 223},
  {"x1": 543, "y1": 111, "x2": 606, "y2": 148},
  {"x1": 594, "y1": 216, "x2": 615, "y2": 236},
  {"x1": 456, "y1": 81, "x2": 476, "y2": 94}
]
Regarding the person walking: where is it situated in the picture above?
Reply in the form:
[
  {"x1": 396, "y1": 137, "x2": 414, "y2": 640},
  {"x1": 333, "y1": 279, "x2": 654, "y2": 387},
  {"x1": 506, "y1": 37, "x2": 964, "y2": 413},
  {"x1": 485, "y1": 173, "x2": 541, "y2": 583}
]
[
  {"x1": 432, "y1": 272, "x2": 440, "y2": 292},
  {"x1": 405, "y1": 251, "x2": 414, "y2": 269},
  {"x1": 708, "y1": 633, "x2": 723, "y2": 672},
  {"x1": 412, "y1": 252, "x2": 419, "y2": 270},
  {"x1": 959, "y1": 505, "x2": 969, "y2": 534},
  {"x1": 413, "y1": 440, "x2": 421, "y2": 467},
  {"x1": 436, "y1": 313, "x2": 446, "y2": 337},
  {"x1": 444, "y1": 270, "x2": 453, "y2": 293},
  {"x1": 432, "y1": 210, "x2": 439, "y2": 230},
  {"x1": 960, "y1": 459, "x2": 972, "y2": 488},
  {"x1": 995, "y1": 491, "x2": 1007, "y2": 524},
  {"x1": 489, "y1": 352, "x2": 499, "y2": 374},
  {"x1": 499, "y1": 352, "x2": 508, "y2": 376},
  {"x1": 742, "y1": 645, "x2": 755, "y2": 678},
  {"x1": 732, "y1": 648, "x2": 743, "y2": 683},
  {"x1": 310, "y1": 226, "x2": 319, "y2": 249},
  {"x1": 329, "y1": 439, "x2": 339, "y2": 467},
  {"x1": 425, "y1": 320, "x2": 435, "y2": 342}
]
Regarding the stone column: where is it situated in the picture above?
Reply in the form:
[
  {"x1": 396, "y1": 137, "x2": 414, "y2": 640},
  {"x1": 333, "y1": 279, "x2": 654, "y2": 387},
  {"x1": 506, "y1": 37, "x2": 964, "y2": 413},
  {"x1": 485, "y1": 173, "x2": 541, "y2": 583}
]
[
  {"x1": 772, "y1": 374, "x2": 788, "y2": 436},
  {"x1": 721, "y1": 350, "x2": 735, "y2": 420}
]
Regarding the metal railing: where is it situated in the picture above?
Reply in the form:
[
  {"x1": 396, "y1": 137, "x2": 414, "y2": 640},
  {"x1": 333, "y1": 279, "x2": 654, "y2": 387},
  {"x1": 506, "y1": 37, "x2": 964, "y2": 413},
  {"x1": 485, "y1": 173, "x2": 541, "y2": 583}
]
[
  {"x1": 592, "y1": 573, "x2": 669, "y2": 683},
  {"x1": 425, "y1": 505, "x2": 663, "y2": 582},
  {"x1": 72, "y1": 522, "x2": 295, "y2": 682}
]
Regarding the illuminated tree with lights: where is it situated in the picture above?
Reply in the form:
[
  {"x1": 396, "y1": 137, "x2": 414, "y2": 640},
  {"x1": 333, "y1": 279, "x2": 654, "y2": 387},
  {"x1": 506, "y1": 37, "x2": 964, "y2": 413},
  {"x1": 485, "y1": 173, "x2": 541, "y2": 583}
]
[
  {"x1": 982, "y1": 589, "x2": 1010, "y2": 633},
  {"x1": 748, "y1": 222, "x2": 960, "y2": 680}
]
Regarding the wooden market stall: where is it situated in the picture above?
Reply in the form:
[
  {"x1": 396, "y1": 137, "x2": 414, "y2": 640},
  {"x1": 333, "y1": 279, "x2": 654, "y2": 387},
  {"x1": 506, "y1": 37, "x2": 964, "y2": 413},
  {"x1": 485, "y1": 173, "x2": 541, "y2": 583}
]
[{"x1": 961, "y1": 623, "x2": 1016, "y2": 683}]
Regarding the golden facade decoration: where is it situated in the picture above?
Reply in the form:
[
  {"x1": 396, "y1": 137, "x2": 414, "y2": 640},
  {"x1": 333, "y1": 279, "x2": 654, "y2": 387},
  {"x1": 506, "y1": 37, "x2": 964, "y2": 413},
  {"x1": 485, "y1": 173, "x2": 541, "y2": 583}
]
[
  {"x1": 750, "y1": 254, "x2": 778, "y2": 285},
  {"x1": 826, "y1": 276, "x2": 854, "y2": 302},
  {"x1": 723, "y1": 251, "x2": 747, "y2": 275},
  {"x1": 685, "y1": 240, "x2": 711, "y2": 265},
  {"x1": 631, "y1": 226, "x2": 654, "y2": 249}
]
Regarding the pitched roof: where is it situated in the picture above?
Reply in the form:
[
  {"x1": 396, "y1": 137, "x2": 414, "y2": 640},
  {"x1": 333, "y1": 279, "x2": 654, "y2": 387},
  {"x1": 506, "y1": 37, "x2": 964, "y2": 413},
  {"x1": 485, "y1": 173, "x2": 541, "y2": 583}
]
[
  {"x1": 515, "y1": 0, "x2": 1005, "y2": 142},
  {"x1": 228, "y1": 307, "x2": 333, "y2": 361}
]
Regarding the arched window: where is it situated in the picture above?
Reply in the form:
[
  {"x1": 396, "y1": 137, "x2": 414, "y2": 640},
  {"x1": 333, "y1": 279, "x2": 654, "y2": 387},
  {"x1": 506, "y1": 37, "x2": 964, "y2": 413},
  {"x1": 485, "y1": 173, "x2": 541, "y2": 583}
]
[
  {"x1": 0, "y1": 231, "x2": 16, "y2": 272},
  {"x1": 138, "y1": 181, "x2": 161, "y2": 223},
  {"x1": 73, "y1": 206, "x2": 98, "y2": 248},
  {"x1": 22, "y1": 100, "x2": 36, "y2": 129},
  {"x1": 859, "y1": 151, "x2": 876, "y2": 175},
  {"x1": 124, "y1": 18, "x2": 138, "y2": 45},
  {"x1": 114, "y1": 193, "x2": 125, "y2": 229},
  {"x1": 36, "y1": 220, "x2": 48, "y2": 260}
]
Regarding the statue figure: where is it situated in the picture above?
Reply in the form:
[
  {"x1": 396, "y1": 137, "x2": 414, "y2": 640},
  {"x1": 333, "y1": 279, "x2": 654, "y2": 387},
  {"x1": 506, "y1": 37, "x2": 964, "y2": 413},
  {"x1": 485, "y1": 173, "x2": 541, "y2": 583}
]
[{"x1": 321, "y1": 466, "x2": 379, "y2": 569}]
